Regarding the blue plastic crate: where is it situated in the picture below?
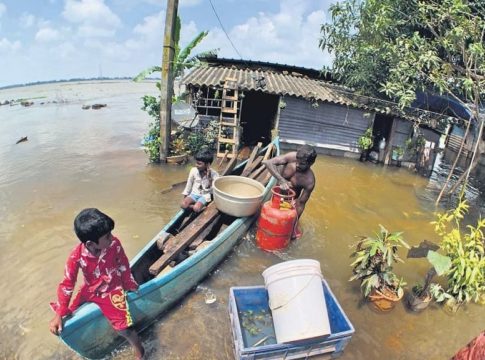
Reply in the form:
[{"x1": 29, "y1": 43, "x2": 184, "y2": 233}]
[{"x1": 229, "y1": 279, "x2": 354, "y2": 360}]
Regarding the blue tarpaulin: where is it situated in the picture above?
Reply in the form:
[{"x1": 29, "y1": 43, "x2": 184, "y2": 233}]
[{"x1": 412, "y1": 91, "x2": 473, "y2": 121}]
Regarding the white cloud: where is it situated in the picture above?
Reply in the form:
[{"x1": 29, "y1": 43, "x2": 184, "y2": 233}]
[
  {"x1": 55, "y1": 41, "x2": 77, "y2": 58},
  {"x1": 35, "y1": 27, "x2": 61, "y2": 42},
  {"x1": 0, "y1": 3, "x2": 6, "y2": 18},
  {"x1": 0, "y1": 37, "x2": 21, "y2": 53},
  {"x1": 133, "y1": 11, "x2": 163, "y2": 37},
  {"x1": 20, "y1": 13, "x2": 36, "y2": 28},
  {"x1": 198, "y1": 1, "x2": 329, "y2": 69},
  {"x1": 63, "y1": 0, "x2": 121, "y2": 38},
  {"x1": 78, "y1": 24, "x2": 116, "y2": 37}
]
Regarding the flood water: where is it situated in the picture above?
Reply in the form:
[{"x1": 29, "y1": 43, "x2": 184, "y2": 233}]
[{"x1": 0, "y1": 81, "x2": 483, "y2": 360}]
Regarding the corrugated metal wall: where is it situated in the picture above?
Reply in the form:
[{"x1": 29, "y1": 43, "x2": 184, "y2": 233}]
[{"x1": 278, "y1": 97, "x2": 370, "y2": 152}]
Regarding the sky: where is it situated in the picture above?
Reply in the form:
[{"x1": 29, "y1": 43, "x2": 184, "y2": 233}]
[{"x1": 0, "y1": 0, "x2": 334, "y2": 87}]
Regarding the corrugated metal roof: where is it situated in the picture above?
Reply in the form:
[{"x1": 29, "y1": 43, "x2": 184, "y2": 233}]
[
  {"x1": 182, "y1": 64, "x2": 459, "y2": 128},
  {"x1": 183, "y1": 65, "x2": 351, "y2": 105}
]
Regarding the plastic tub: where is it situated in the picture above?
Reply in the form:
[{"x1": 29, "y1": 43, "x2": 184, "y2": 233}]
[
  {"x1": 213, "y1": 176, "x2": 265, "y2": 217},
  {"x1": 262, "y1": 259, "x2": 331, "y2": 343}
]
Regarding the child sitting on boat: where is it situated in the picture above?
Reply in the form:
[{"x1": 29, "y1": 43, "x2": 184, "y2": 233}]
[
  {"x1": 181, "y1": 149, "x2": 219, "y2": 213},
  {"x1": 49, "y1": 208, "x2": 145, "y2": 359}
]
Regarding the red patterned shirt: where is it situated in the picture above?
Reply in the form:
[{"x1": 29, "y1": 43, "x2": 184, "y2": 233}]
[{"x1": 51, "y1": 236, "x2": 138, "y2": 317}]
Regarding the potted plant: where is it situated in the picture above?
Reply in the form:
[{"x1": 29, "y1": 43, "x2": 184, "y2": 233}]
[
  {"x1": 426, "y1": 201, "x2": 485, "y2": 313},
  {"x1": 350, "y1": 225, "x2": 410, "y2": 312},
  {"x1": 392, "y1": 146, "x2": 405, "y2": 167},
  {"x1": 357, "y1": 128, "x2": 374, "y2": 161},
  {"x1": 406, "y1": 243, "x2": 452, "y2": 312},
  {"x1": 167, "y1": 128, "x2": 189, "y2": 164}
]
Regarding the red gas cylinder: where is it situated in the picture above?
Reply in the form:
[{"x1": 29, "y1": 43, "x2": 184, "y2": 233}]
[{"x1": 256, "y1": 186, "x2": 298, "y2": 250}]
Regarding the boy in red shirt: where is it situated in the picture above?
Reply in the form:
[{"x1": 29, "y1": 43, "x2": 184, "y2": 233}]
[{"x1": 49, "y1": 208, "x2": 144, "y2": 359}]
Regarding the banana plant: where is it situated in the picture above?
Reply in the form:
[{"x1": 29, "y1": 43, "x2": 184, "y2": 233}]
[{"x1": 133, "y1": 16, "x2": 218, "y2": 83}]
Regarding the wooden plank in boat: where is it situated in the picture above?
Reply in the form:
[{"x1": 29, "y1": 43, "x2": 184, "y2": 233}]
[
  {"x1": 217, "y1": 150, "x2": 230, "y2": 169},
  {"x1": 221, "y1": 155, "x2": 238, "y2": 176},
  {"x1": 241, "y1": 155, "x2": 263, "y2": 177},
  {"x1": 188, "y1": 213, "x2": 222, "y2": 249},
  {"x1": 255, "y1": 168, "x2": 272, "y2": 186},
  {"x1": 149, "y1": 204, "x2": 220, "y2": 276},
  {"x1": 156, "y1": 231, "x2": 172, "y2": 250},
  {"x1": 241, "y1": 142, "x2": 262, "y2": 176},
  {"x1": 248, "y1": 164, "x2": 266, "y2": 179},
  {"x1": 262, "y1": 143, "x2": 274, "y2": 161}
]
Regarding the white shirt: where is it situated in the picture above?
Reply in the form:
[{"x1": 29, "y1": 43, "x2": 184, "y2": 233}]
[{"x1": 182, "y1": 167, "x2": 219, "y2": 196}]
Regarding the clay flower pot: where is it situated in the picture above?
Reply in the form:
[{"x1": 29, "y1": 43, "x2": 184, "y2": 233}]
[
  {"x1": 368, "y1": 286, "x2": 404, "y2": 312},
  {"x1": 166, "y1": 153, "x2": 188, "y2": 164}
]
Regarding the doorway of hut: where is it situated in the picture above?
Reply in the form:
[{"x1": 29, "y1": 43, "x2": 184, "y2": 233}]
[
  {"x1": 240, "y1": 91, "x2": 278, "y2": 147},
  {"x1": 371, "y1": 113, "x2": 393, "y2": 159}
]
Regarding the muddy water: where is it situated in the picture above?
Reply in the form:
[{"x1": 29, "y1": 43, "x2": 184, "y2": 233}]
[{"x1": 0, "y1": 81, "x2": 483, "y2": 360}]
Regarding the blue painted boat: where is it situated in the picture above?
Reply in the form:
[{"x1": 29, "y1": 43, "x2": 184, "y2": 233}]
[{"x1": 58, "y1": 139, "x2": 279, "y2": 359}]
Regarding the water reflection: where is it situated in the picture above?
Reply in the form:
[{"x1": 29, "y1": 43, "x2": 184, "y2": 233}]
[{"x1": 0, "y1": 81, "x2": 483, "y2": 360}]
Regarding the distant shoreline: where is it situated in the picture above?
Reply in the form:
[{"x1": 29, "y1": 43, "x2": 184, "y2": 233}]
[{"x1": 0, "y1": 77, "x2": 159, "y2": 91}]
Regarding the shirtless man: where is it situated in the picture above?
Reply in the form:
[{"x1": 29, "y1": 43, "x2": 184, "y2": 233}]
[{"x1": 262, "y1": 145, "x2": 317, "y2": 238}]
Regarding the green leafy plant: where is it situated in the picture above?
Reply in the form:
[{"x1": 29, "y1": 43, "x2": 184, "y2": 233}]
[
  {"x1": 141, "y1": 95, "x2": 161, "y2": 162},
  {"x1": 169, "y1": 129, "x2": 187, "y2": 156},
  {"x1": 429, "y1": 201, "x2": 485, "y2": 308},
  {"x1": 185, "y1": 120, "x2": 219, "y2": 155},
  {"x1": 409, "y1": 248, "x2": 452, "y2": 302},
  {"x1": 357, "y1": 128, "x2": 374, "y2": 151},
  {"x1": 350, "y1": 225, "x2": 410, "y2": 297}
]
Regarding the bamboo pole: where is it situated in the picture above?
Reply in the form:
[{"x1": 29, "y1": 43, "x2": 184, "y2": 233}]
[{"x1": 435, "y1": 117, "x2": 472, "y2": 205}]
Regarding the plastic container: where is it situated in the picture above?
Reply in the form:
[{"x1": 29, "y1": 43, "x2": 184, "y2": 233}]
[
  {"x1": 262, "y1": 259, "x2": 331, "y2": 343},
  {"x1": 229, "y1": 280, "x2": 355, "y2": 360},
  {"x1": 256, "y1": 186, "x2": 298, "y2": 250},
  {"x1": 213, "y1": 176, "x2": 265, "y2": 217}
]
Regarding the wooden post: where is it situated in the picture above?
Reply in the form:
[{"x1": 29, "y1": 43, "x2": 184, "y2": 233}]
[{"x1": 159, "y1": 0, "x2": 179, "y2": 162}]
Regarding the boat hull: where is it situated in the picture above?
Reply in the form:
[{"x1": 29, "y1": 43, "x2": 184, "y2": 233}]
[{"x1": 59, "y1": 141, "x2": 278, "y2": 359}]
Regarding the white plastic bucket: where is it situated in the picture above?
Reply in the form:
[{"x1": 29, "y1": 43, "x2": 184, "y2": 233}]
[{"x1": 262, "y1": 259, "x2": 331, "y2": 343}]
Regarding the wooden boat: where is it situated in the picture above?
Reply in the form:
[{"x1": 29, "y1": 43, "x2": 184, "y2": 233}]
[{"x1": 58, "y1": 138, "x2": 280, "y2": 359}]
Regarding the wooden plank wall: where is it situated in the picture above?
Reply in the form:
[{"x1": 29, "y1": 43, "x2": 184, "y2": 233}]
[
  {"x1": 389, "y1": 119, "x2": 412, "y2": 147},
  {"x1": 278, "y1": 97, "x2": 369, "y2": 152}
]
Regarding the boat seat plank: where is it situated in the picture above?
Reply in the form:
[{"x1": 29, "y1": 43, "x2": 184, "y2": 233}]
[
  {"x1": 149, "y1": 204, "x2": 220, "y2": 276},
  {"x1": 156, "y1": 231, "x2": 172, "y2": 250}
]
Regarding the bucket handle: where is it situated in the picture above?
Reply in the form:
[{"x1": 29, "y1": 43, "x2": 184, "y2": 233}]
[{"x1": 268, "y1": 274, "x2": 322, "y2": 311}]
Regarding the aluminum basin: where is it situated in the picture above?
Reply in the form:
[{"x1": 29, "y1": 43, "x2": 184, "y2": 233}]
[{"x1": 213, "y1": 176, "x2": 265, "y2": 217}]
